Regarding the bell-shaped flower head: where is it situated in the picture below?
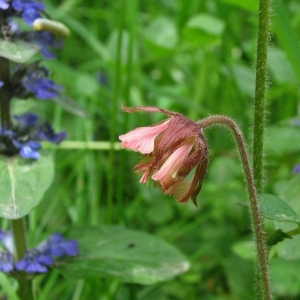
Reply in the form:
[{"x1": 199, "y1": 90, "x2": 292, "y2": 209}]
[{"x1": 119, "y1": 105, "x2": 208, "y2": 205}]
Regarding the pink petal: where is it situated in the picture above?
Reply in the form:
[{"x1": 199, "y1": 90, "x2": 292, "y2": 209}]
[
  {"x1": 119, "y1": 120, "x2": 170, "y2": 154},
  {"x1": 134, "y1": 162, "x2": 152, "y2": 183},
  {"x1": 165, "y1": 178, "x2": 194, "y2": 203},
  {"x1": 152, "y1": 142, "x2": 194, "y2": 189},
  {"x1": 167, "y1": 161, "x2": 207, "y2": 204}
]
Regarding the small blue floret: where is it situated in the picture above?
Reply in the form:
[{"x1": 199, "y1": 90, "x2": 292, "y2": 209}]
[
  {"x1": 22, "y1": 69, "x2": 64, "y2": 100},
  {"x1": 0, "y1": 252, "x2": 14, "y2": 273},
  {"x1": 15, "y1": 251, "x2": 49, "y2": 273},
  {"x1": 12, "y1": 0, "x2": 44, "y2": 25}
]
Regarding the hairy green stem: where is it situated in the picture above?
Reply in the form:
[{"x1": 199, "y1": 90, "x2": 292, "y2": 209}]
[
  {"x1": 11, "y1": 219, "x2": 33, "y2": 300},
  {"x1": 198, "y1": 115, "x2": 272, "y2": 300},
  {"x1": 0, "y1": 57, "x2": 12, "y2": 130},
  {"x1": 11, "y1": 219, "x2": 27, "y2": 262},
  {"x1": 253, "y1": 0, "x2": 271, "y2": 193}
]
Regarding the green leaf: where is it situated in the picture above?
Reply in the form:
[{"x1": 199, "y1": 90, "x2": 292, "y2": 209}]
[
  {"x1": 232, "y1": 240, "x2": 255, "y2": 260},
  {"x1": 183, "y1": 14, "x2": 225, "y2": 47},
  {"x1": 266, "y1": 229, "x2": 292, "y2": 247},
  {"x1": 276, "y1": 235, "x2": 300, "y2": 261},
  {"x1": 274, "y1": 175, "x2": 300, "y2": 260},
  {"x1": 144, "y1": 17, "x2": 178, "y2": 55},
  {"x1": 270, "y1": 257, "x2": 300, "y2": 297},
  {"x1": 268, "y1": 47, "x2": 297, "y2": 85},
  {"x1": 57, "y1": 225, "x2": 190, "y2": 284},
  {"x1": 185, "y1": 14, "x2": 225, "y2": 36},
  {"x1": 0, "y1": 40, "x2": 39, "y2": 63},
  {"x1": 265, "y1": 126, "x2": 300, "y2": 156},
  {"x1": 0, "y1": 152, "x2": 54, "y2": 219},
  {"x1": 259, "y1": 194, "x2": 300, "y2": 224}
]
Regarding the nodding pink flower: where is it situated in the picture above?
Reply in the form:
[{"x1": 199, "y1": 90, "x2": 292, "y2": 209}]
[{"x1": 119, "y1": 105, "x2": 208, "y2": 205}]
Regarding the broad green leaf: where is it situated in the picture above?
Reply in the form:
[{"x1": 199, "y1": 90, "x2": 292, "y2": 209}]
[
  {"x1": 57, "y1": 225, "x2": 190, "y2": 284},
  {"x1": 232, "y1": 240, "x2": 255, "y2": 260},
  {"x1": 0, "y1": 152, "x2": 54, "y2": 219},
  {"x1": 259, "y1": 194, "x2": 300, "y2": 224},
  {"x1": 268, "y1": 47, "x2": 297, "y2": 85},
  {"x1": 280, "y1": 175, "x2": 300, "y2": 218},
  {"x1": 276, "y1": 235, "x2": 300, "y2": 261},
  {"x1": 267, "y1": 229, "x2": 292, "y2": 247},
  {"x1": 145, "y1": 17, "x2": 178, "y2": 54},
  {"x1": 183, "y1": 14, "x2": 225, "y2": 47},
  {"x1": 265, "y1": 126, "x2": 300, "y2": 156},
  {"x1": 270, "y1": 257, "x2": 300, "y2": 297},
  {"x1": 0, "y1": 40, "x2": 39, "y2": 63},
  {"x1": 185, "y1": 14, "x2": 225, "y2": 36},
  {"x1": 274, "y1": 175, "x2": 300, "y2": 260}
]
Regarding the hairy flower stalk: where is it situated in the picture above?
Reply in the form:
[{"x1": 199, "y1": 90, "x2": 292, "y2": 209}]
[
  {"x1": 197, "y1": 115, "x2": 272, "y2": 300},
  {"x1": 120, "y1": 106, "x2": 272, "y2": 300}
]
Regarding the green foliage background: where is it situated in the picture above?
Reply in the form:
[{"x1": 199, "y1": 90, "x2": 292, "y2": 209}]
[{"x1": 2, "y1": 0, "x2": 300, "y2": 299}]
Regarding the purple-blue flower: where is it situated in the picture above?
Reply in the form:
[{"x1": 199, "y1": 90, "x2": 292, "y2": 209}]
[
  {"x1": 31, "y1": 31, "x2": 63, "y2": 59},
  {"x1": 294, "y1": 119, "x2": 300, "y2": 126},
  {"x1": 38, "y1": 124, "x2": 67, "y2": 144},
  {"x1": 1, "y1": 113, "x2": 66, "y2": 160},
  {"x1": 0, "y1": 252, "x2": 14, "y2": 273},
  {"x1": 293, "y1": 164, "x2": 300, "y2": 174},
  {"x1": 97, "y1": 71, "x2": 108, "y2": 86},
  {"x1": 14, "y1": 113, "x2": 38, "y2": 129},
  {"x1": 12, "y1": 0, "x2": 44, "y2": 25},
  {"x1": 12, "y1": 139, "x2": 41, "y2": 159},
  {"x1": 0, "y1": 231, "x2": 14, "y2": 273},
  {"x1": 0, "y1": 229, "x2": 79, "y2": 274},
  {"x1": 0, "y1": 0, "x2": 9, "y2": 10},
  {"x1": 22, "y1": 68, "x2": 64, "y2": 100},
  {"x1": 15, "y1": 251, "x2": 49, "y2": 273},
  {"x1": 0, "y1": 230, "x2": 14, "y2": 254},
  {"x1": 38, "y1": 233, "x2": 79, "y2": 258}
]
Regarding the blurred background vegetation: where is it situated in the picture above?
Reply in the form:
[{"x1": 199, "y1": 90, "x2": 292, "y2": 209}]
[{"x1": 2, "y1": 0, "x2": 300, "y2": 299}]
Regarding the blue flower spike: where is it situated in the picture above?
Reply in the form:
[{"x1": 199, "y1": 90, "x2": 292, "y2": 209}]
[
  {"x1": 15, "y1": 251, "x2": 49, "y2": 273},
  {"x1": 22, "y1": 68, "x2": 64, "y2": 100},
  {"x1": 293, "y1": 164, "x2": 300, "y2": 174},
  {"x1": 0, "y1": 0, "x2": 9, "y2": 10},
  {"x1": 13, "y1": 113, "x2": 38, "y2": 129},
  {"x1": 38, "y1": 124, "x2": 67, "y2": 144},
  {"x1": 0, "y1": 231, "x2": 14, "y2": 273},
  {"x1": 1, "y1": 113, "x2": 66, "y2": 160},
  {"x1": 38, "y1": 233, "x2": 79, "y2": 258},
  {"x1": 0, "y1": 252, "x2": 14, "y2": 273},
  {"x1": 13, "y1": 139, "x2": 41, "y2": 159},
  {"x1": 12, "y1": 0, "x2": 45, "y2": 26},
  {"x1": 0, "y1": 230, "x2": 78, "y2": 274}
]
